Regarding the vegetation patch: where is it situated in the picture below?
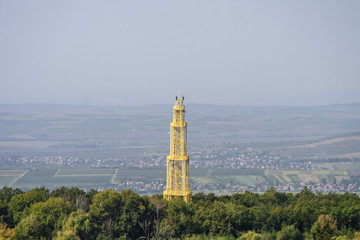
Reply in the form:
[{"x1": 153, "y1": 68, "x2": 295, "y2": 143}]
[{"x1": 1, "y1": 186, "x2": 359, "y2": 240}]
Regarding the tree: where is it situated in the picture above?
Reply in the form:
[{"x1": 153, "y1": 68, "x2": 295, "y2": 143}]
[
  {"x1": 231, "y1": 191, "x2": 261, "y2": 208},
  {"x1": 118, "y1": 189, "x2": 150, "y2": 239},
  {"x1": 149, "y1": 195, "x2": 171, "y2": 240},
  {"x1": 14, "y1": 214, "x2": 42, "y2": 240},
  {"x1": 75, "y1": 195, "x2": 90, "y2": 212},
  {"x1": 192, "y1": 193, "x2": 206, "y2": 203},
  {"x1": 206, "y1": 193, "x2": 216, "y2": 202},
  {"x1": 50, "y1": 187, "x2": 89, "y2": 212},
  {"x1": 14, "y1": 197, "x2": 72, "y2": 239},
  {"x1": 54, "y1": 229, "x2": 80, "y2": 240},
  {"x1": 194, "y1": 200, "x2": 253, "y2": 237},
  {"x1": 0, "y1": 223, "x2": 15, "y2": 239},
  {"x1": 163, "y1": 197, "x2": 193, "y2": 237},
  {"x1": 87, "y1": 189, "x2": 124, "y2": 239},
  {"x1": 55, "y1": 210, "x2": 89, "y2": 240},
  {"x1": 354, "y1": 232, "x2": 360, "y2": 240},
  {"x1": 311, "y1": 215, "x2": 337, "y2": 240},
  {"x1": 0, "y1": 187, "x2": 22, "y2": 225},
  {"x1": 238, "y1": 231, "x2": 262, "y2": 240},
  {"x1": 292, "y1": 200, "x2": 320, "y2": 232},
  {"x1": 85, "y1": 189, "x2": 149, "y2": 239},
  {"x1": 334, "y1": 202, "x2": 360, "y2": 231},
  {"x1": 276, "y1": 225, "x2": 302, "y2": 240},
  {"x1": 4, "y1": 187, "x2": 360, "y2": 239},
  {"x1": 8, "y1": 187, "x2": 49, "y2": 224}
]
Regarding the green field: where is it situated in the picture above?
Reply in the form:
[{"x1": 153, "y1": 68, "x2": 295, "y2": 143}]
[
  {"x1": 330, "y1": 162, "x2": 360, "y2": 171},
  {"x1": 0, "y1": 169, "x2": 28, "y2": 187},
  {"x1": 55, "y1": 168, "x2": 115, "y2": 177},
  {"x1": 9, "y1": 167, "x2": 115, "y2": 190},
  {"x1": 115, "y1": 169, "x2": 165, "y2": 180}
]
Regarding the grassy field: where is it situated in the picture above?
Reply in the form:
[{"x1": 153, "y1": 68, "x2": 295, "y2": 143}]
[
  {"x1": 329, "y1": 162, "x2": 360, "y2": 171},
  {"x1": 10, "y1": 167, "x2": 114, "y2": 190},
  {"x1": 55, "y1": 168, "x2": 115, "y2": 177},
  {"x1": 115, "y1": 169, "x2": 165, "y2": 180},
  {"x1": 0, "y1": 169, "x2": 28, "y2": 187}
]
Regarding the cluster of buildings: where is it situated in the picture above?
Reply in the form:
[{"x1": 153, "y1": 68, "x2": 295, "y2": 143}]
[
  {"x1": 0, "y1": 147, "x2": 316, "y2": 170},
  {"x1": 1, "y1": 147, "x2": 358, "y2": 194},
  {"x1": 190, "y1": 147, "x2": 317, "y2": 170}
]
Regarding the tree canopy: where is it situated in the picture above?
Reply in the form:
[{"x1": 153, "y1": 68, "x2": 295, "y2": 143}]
[{"x1": 0, "y1": 186, "x2": 359, "y2": 239}]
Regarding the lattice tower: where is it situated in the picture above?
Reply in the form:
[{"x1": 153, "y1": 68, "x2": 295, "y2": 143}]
[{"x1": 164, "y1": 94, "x2": 191, "y2": 202}]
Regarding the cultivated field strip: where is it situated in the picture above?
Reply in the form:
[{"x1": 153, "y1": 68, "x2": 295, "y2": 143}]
[{"x1": 0, "y1": 165, "x2": 359, "y2": 193}]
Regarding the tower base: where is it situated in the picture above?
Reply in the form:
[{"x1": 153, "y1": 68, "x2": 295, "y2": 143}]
[{"x1": 163, "y1": 190, "x2": 192, "y2": 203}]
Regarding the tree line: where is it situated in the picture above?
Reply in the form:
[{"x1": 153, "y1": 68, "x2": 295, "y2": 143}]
[{"x1": 0, "y1": 186, "x2": 359, "y2": 239}]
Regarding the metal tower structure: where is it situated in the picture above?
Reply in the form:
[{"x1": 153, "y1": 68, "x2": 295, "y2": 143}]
[{"x1": 164, "y1": 94, "x2": 191, "y2": 202}]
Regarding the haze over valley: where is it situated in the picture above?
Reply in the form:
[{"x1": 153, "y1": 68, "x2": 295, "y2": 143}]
[{"x1": 0, "y1": 103, "x2": 359, "y2": 194}]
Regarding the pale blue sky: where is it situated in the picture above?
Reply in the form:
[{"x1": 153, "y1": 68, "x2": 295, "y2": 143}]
[{"x1": 1, "y1": 1, "x2": 359, "y2": 106}]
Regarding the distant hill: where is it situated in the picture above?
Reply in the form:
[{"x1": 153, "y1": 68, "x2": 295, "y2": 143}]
[
  {"x1": 284, "y1": 133, "x2": 360, "y2": 161},
  {"x1": 0, "y1": 103, "x2": 359, "y2": 156}
]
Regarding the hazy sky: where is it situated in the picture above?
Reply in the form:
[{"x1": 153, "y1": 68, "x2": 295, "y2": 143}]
[{"x1": 1, "y1": 1, "x2": 359, "y2": 106}]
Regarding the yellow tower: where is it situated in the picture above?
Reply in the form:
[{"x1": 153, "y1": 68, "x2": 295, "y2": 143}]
[{"x1": 164, "y1": 94, "x2": 191, "y2": 202}]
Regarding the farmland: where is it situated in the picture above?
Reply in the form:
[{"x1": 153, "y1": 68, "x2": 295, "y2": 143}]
[{"x1": 1, "y1": 161, "x2": 359, "y2": 194}]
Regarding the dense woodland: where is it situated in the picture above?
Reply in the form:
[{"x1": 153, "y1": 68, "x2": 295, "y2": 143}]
[{"x1": 0, "y1": 186, "x2": 359, "y2": 240}]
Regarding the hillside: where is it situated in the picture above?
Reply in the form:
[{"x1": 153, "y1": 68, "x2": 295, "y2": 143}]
[{"x1": 0, "y1": 103, "x2": 359, "y2": 156}]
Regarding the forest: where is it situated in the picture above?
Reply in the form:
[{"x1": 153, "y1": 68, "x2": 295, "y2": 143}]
[{"x1": 0, "y1": 186, "x2": 359, "y2": 240}]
